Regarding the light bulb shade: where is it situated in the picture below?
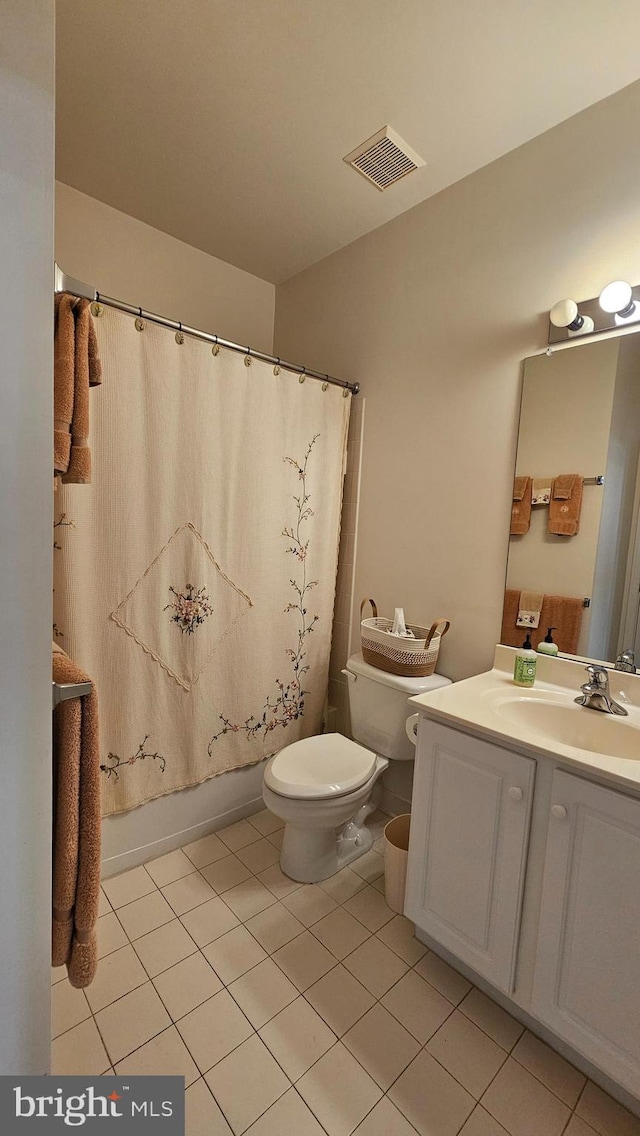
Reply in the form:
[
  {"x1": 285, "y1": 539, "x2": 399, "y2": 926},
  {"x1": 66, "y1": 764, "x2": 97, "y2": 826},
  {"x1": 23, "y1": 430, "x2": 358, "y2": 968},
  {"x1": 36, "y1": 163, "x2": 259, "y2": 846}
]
[
  {"x1": 550, "y1": 299, "x2": 579, "y2": 328},
  {"x1": 599, "y1": 280, "x2": 633, "y2": 315}
]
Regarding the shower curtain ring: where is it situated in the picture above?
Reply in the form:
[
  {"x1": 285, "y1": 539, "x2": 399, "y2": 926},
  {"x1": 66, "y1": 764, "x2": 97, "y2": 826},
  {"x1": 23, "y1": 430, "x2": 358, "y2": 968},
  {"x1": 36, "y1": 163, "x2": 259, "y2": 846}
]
[
  {"x1": 212, "y1": 335, "x2": 220, "y2": 356},
  {"x1": 175, "y1": 321, "x2": 184, "y2": 345},
  {"x1": 135, "y1": 306, "x2": 145, "y2": 332},
  {"x1": 299, "y1": 366, "x2": 306, "y2": 384},
  {"x1": 322, "y1": 375, "x2": 329, "y2": 391},
  {"x1": 91, "y1": 292, "x2": 103, "y2": 318},
  {"x1": 273, "y1": 357, "x2": 281, "y2": 376},
  {"x1": 244, "y1": 348, "x2": 252, "y2": 366}
]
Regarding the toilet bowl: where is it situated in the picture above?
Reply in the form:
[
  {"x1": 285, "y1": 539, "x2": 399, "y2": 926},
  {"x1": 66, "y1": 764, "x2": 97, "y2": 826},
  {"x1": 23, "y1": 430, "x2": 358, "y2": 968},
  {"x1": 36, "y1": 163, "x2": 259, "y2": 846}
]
[
  {"x1": 262, "y1": 652, "x2": 451, "y2": 884},
  {"x1": 263, "y1": 733, "x2": 388, "y2": 882}
]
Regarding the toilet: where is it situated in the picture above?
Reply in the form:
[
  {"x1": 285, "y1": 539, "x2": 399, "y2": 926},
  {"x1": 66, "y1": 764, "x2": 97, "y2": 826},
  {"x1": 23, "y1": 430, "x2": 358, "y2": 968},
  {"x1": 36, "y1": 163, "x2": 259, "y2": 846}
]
[{"x1": 262, "y1": 652, "x2": 451, "y2": 882}]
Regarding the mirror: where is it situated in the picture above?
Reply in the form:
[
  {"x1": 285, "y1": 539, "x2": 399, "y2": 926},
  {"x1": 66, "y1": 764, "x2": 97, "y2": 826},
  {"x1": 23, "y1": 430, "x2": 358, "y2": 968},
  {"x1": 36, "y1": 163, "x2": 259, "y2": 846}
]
[{"x1": 501, "y1": 334, "x2": 640, "y2": 664}]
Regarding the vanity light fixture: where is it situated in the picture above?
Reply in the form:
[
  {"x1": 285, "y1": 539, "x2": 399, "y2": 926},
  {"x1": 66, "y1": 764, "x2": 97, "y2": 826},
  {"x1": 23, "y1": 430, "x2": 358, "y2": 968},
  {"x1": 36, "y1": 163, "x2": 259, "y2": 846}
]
[
  {"x1": 549, "y1": 299, "x2": 594, "y2": 337},
  {"x1": 548, "y1": 278, "x2": 640, "y2": 345},
  {"x1": 598, "y1": 280, "x2": 638, "y2": 323}
]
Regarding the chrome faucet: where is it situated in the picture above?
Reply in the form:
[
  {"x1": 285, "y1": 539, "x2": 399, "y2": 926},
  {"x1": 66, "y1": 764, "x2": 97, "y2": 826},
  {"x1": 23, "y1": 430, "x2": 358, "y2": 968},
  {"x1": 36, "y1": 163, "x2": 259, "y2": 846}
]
[
  {"x1": 615, "y1": 649, "x2": 636, "y2": 674},
  {"x1": 575, "y1": 664, "x2": 628, "y2": 716}
]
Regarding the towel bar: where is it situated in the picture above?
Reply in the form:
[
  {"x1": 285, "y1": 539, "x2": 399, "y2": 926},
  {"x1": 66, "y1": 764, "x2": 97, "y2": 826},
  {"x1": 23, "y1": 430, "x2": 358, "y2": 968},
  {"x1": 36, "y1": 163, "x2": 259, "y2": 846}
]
[{"x1": 52, "y1": 681, "x2": 92, "y2": 709}]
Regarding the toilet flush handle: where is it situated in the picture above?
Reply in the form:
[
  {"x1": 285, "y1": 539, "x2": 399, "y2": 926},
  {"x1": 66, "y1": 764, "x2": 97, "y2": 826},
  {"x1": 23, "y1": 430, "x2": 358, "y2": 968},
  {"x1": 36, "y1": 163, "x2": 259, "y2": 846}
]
[{"x1": 341, "y1": 669, "x2": 357, "y2": 683}]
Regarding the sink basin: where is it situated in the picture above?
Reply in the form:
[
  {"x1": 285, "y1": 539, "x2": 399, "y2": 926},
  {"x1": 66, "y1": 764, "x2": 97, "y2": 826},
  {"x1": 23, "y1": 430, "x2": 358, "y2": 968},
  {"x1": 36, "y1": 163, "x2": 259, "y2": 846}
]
[{"x1": 493, "y1": 691, "x2": 640, "y2": 761}]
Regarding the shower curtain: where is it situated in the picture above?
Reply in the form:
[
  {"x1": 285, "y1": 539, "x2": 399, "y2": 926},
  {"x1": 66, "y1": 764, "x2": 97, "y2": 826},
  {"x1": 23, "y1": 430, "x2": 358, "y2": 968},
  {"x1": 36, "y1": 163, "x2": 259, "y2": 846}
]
[{"x1": 53, "y1": 306, "x2": 350, "y2": 816}]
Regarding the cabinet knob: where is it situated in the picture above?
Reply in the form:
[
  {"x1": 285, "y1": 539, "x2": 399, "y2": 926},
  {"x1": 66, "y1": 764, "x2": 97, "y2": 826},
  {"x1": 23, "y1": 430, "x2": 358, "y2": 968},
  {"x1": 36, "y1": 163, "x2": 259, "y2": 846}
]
[
  {"x1": 508, "y1": 786, "x2": 523, "y2": 801},
  {"x1": 551, "y1": 804, "x2": 567, "y2": 819}
]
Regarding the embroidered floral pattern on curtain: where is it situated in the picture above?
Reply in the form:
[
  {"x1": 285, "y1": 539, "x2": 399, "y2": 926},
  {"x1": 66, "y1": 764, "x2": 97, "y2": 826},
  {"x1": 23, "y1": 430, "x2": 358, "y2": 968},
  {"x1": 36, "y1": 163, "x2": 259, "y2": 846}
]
[
  {"x1": 53, "y1": 307, "x2": 350, "y2": 815},
  {"x1": 208, "y1": 434, "x2": 319, "y2": 748}
]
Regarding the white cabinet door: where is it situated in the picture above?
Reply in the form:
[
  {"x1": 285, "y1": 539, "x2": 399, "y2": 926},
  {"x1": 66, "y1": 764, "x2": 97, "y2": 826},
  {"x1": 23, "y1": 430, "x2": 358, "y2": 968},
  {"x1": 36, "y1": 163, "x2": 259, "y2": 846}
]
[
  {"x1": 532, "y1": 770, "x2": 640, "y2": 1096},
  {"x1": 405, "y1": 720, "x2": 535, "y2": 993}
]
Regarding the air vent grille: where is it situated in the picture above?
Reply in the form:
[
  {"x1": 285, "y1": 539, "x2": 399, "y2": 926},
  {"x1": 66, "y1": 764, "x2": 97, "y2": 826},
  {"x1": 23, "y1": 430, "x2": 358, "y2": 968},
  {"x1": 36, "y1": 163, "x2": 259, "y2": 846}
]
[{"x1": 344, "y1": 126, "x2": 425, "y2": 191}]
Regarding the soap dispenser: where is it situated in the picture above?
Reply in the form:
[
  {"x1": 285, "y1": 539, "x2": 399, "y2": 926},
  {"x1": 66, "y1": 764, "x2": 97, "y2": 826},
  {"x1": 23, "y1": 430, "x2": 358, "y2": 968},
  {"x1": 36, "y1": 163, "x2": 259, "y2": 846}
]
[
  {"x1": 537, "y1": 627, "x2": 559, "y2": 656},
  {"x1": 513, "y1": 633, "x2": 537, "y2": 687}
]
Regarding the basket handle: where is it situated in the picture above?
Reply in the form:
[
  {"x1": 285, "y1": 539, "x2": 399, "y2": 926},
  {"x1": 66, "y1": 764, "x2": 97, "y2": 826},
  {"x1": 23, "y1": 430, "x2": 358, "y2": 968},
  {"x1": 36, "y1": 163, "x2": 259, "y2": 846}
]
[
  {"x1": 424, "y1": 618, "x2": 450, "y2": 646},
  {"x1": 360, "y1": 598, "x2": 378, "y2": 620}
]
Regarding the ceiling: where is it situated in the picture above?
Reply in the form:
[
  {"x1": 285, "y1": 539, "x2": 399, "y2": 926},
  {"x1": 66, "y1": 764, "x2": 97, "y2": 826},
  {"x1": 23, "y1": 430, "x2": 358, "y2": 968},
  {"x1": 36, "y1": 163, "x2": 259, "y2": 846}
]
[{"x1": 56, "y1": 1, "x2": 640, "y2": 284}]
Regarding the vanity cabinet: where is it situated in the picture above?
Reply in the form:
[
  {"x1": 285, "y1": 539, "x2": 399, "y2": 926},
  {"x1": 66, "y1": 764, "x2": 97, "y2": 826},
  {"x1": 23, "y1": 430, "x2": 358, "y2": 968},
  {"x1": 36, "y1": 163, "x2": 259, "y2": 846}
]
[
  {"x1": 532, "y1": 770, "x2": 640, "y2": 1094},
  {"x1": 407, "y1": 712, "x2": 640, "y2": 1102},
  {"x1": 404, "y1": 720, "x2": 535, "y2": 993}
]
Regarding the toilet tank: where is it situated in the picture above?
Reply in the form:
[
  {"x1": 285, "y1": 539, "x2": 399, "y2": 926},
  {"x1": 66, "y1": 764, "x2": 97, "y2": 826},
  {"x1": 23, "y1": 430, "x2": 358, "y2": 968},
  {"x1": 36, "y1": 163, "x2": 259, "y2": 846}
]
[{"x1": 344, "y1": 652, "x2": 451, "y2": 761}]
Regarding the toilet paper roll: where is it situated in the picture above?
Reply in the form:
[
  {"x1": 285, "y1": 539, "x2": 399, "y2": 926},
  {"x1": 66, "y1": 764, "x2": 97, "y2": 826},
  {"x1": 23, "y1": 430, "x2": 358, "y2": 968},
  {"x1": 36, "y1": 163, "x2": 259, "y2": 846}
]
[{"x1": 405, "y1": 713, "x2": 420, "y2": 746}]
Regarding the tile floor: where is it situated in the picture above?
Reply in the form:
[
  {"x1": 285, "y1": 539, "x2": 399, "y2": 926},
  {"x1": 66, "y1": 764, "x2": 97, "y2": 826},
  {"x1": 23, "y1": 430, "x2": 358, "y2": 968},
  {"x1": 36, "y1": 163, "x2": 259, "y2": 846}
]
[{"x1": 51, "y1": 810, "x2": 640, "y2": 1136}]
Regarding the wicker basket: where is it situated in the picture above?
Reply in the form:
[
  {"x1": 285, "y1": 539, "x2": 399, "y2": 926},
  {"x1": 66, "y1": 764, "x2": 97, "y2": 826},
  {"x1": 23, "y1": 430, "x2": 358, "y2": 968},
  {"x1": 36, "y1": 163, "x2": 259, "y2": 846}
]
[{"x1": 360, "y1": 598, "x2": 450, "y2": 678}]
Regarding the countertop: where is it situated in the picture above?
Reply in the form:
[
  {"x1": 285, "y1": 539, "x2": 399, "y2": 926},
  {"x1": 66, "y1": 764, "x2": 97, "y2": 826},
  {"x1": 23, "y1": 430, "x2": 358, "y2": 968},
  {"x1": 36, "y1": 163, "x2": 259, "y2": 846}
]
[{"x1": 409, "y1": 645, "x2": 640, "y2": 791}]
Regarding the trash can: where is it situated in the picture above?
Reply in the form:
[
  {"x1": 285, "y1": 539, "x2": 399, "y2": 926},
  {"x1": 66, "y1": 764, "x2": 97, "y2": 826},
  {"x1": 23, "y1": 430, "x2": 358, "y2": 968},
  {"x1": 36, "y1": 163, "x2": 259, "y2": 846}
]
[{"x1": 383, "y1": 814, "x2": 411, "y2": 914}]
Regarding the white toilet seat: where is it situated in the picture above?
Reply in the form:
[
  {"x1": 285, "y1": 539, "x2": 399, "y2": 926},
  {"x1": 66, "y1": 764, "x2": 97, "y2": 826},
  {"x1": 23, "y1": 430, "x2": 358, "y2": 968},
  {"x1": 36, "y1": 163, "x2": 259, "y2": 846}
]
[{"x1": 264, "y1": 733, "x2": 377, "y2": 800}]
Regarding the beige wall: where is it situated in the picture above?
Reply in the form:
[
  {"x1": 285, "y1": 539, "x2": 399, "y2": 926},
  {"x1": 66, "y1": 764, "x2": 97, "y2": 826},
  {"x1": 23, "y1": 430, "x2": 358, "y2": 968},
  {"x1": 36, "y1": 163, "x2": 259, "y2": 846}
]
[
  {"x1": 56, "y1": 182, "x2": 275, "y2": 352},
  {"x1": 275, "y1": 80, "x2": 640, "y2": 682},
  {"x1": 508, "y1": 339, "x2": 619, "y2": 655},
  {"x1": 0, "y1": 0, "x2": 54, "y2": 1073}
]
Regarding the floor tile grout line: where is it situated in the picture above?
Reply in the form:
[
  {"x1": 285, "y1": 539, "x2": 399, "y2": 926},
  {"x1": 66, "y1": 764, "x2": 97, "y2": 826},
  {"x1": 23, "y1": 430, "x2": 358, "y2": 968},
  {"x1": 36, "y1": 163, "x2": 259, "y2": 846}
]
[
  {"x1": 165, "y1": 875, "x2": 447, "y2": 1039},
  {"x1": 353, "y1": 1083, "x2": 422, "y2": 1136},
  {"x1": 85, "y1": 840, "x2": 570, "y2": 1122},
  {"x1": 89, "y1": 967, "x2": 172, "y2": 1069},
  {"x1": 129, "y1": 928, "x2": 201, "y2": 983},
  {"x1": 89, "y1": 900, "x2": 220, "y2": 1069},
  {"x1": 475, "y1": 1050, "x2": 553, "y2": 1131},
  {"x1": 300, "y1": 979, "x2": 374, "y2": 1041},
  {"x1": 300, "y1": 922, "x2": 450, "y2": 1023},
  {"x1": 507, "y1": 1039, "x2": 587, "y2": 1110},
  {"x1": 86, "y1": 935, "x2": 590, "y2": 1136},
  {"x1": 98, "y1": 968, "x2": 247, "y2": 1077},
  {"x1": 120, "y1": 911, "x2": 177, "y2": 943},
  {"x1": 149, "y1": 953, "x2": 222, "y2": 1023},
  {"x1": 56, "y1": 955, "x2": 445, "y2": 1106},
  {"x1": 112, "y1": 1021, "x2": 199, "y2": 1082},
  {"x1": 89, "y1": 923, "x2": 208, "y2": 1015},
  {"x1": 253, "y1": 920, "x2": 544, "y2": 1109},
  {"x1": 104, "y1": 850, "x2": 436, "y2": 1024},
  {"x1": 85, "y1": 995, "x2": 120, "y2": 1074},
  {"x1": 177, "y1": 1007, "x2": 258, "y2": 1083},
  {"x1": 102, "y1": 873, "x2": 159, "y2": 911},
  {"x1": 456, "y1": 994, "x2": 524, "y2": 1055},
  {"x1": 420, "y1": 1016, "x2": 510, "y2": 1106},
  {"x1": 51, "y1": 994, "x2": 93, "y2": 1043},
  {"x1": 288, "y1": 1083, "x2": 334, "y2": 1136},
  {"x1": 203, "y1": 1013, "x2": 321, "y2": 1132},
  {"x1": 89, "y1": 824, "x2": 606, "y2": 1134},
  {"x1": 287, "y1": 1041, "x2": 381, "y2": 1136}
]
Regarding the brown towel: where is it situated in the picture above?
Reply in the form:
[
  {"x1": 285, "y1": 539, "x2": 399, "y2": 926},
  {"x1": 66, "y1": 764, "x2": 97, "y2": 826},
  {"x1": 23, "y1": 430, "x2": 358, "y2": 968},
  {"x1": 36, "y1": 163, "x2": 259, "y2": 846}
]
[
  {"x1": 54, "y1": 294, "x2": 75, "y2": 475},
  {"x1": 548, "y1": 474, "x2": 583, "y2": 536},
  {"x1": 52, "y1": 644, "x2": 101, "y2": 988},
  {"x1": 510, "y1": 476, "x2": 532, "y2": 535},
  {"x1": 54, "y1": 293, "x2": 102, "y2": 484},
  {"x1": 501, "y1": 589, "x2": 583, "y2": 655}
]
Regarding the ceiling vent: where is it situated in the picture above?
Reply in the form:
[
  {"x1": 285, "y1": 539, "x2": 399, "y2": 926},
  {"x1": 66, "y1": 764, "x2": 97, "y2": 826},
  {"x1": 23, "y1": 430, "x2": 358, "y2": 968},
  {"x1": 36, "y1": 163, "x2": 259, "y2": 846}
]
[{"x1": 344, "y1": 126, "x2": 425, "y2": 191}]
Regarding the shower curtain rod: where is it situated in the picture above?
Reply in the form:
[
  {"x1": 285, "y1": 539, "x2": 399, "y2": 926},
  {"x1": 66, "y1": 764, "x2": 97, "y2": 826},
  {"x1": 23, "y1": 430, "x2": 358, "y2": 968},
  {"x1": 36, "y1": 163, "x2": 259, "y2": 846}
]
[{"x1": 54, "y1": 265, "x2": 360, "y2": 395}]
